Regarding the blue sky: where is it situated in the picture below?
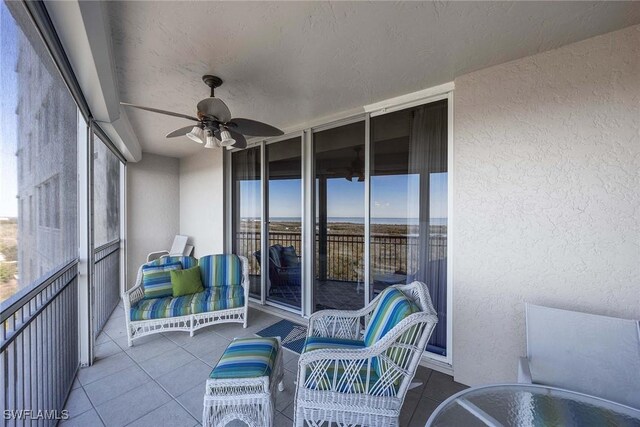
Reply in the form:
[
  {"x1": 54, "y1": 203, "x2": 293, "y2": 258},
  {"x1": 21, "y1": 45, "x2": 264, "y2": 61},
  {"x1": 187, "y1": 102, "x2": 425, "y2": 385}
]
[
  {"x1": 240, "y1": 172, "x2": 447, "y2": 219},
  {"x1": 1, "y1": 2, "x2": 19, "y2": 217}
]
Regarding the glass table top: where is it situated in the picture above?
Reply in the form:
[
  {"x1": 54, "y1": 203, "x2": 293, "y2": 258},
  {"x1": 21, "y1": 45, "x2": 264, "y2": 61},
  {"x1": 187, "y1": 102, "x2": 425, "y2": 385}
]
[{"x1": 427, "y1": 384, "x2": 640, "y2": 427}]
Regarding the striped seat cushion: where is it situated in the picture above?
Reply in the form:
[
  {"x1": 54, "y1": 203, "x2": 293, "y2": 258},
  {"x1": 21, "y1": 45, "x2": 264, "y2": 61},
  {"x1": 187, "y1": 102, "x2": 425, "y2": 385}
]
[
  {"x1": 190, "y1": 286, "x2": 245, "y2": 314},
  {"x1": 199, "y1": 254, "x2": 242, "y2": 288},
  {"x1": 303, "y1": 336, "x2": 365, "y2": 353},
  {"x1": 130, "y1": 294, "x2": 193, "y2": 321},
  {"x1": 210, "y1": 337, "x2": 279, "y2": 379},
  {"x1": 151, "y1": 256, "x2": 198, "y2": 269},
  {"x1": 301, "y1": 336, "x2": 388, "y2": 394},
  {"x1": 141, "y1": 262, "x2": 182, "y2": 299}
]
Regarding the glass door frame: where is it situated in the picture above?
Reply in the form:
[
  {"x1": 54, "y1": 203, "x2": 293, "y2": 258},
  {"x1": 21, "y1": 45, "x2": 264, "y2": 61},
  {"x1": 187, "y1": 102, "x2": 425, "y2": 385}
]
[
  {"x1": 368, "y1": 91, "x2": 453, "y2": 368},
  {"x1": 225, "y1": 86, "x2": 454, "y2": 368},
  {"x1": 308, "y1": 115, "x2": 369, "y2": 313},
  {"x1": 263, "y1": 132, "x2": 305, "y2": 314}
]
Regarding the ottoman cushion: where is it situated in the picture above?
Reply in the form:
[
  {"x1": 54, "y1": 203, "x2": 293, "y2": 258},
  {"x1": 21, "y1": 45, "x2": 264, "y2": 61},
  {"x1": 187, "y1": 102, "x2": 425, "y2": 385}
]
[{"x1": 210, "y1": 337, "x2": 279, "y2": 379}]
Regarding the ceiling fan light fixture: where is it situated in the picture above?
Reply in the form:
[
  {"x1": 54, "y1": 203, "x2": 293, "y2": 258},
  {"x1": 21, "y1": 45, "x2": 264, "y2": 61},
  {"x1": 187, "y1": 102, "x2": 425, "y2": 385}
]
[
  {"x1": 204, "y1": 133, "x2": 220, "y2": 149},
  {"x1": 218, "y1": 128, "x2": 236, "y2": 147},
  {"x1": 186, "y1": 126, "x2": 204, "y2": 144}
]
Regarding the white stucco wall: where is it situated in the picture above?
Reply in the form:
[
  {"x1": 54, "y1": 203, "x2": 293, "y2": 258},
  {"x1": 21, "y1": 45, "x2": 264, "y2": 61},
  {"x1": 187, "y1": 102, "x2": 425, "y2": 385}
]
[
  {"x1": 126, "y1": 153, "x2": 180, "y2": 287},
  {"x1": 179, "y1": 149, "x2": 224, "y2": 257},
  {"x1": 452, "y1": 25, "x2": 640, "y2": 385}
]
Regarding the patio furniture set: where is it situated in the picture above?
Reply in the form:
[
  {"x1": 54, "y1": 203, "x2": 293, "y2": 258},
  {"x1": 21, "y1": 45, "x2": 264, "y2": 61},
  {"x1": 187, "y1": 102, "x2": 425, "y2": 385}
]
[
  {"x1": 124, "y1": 253, "x2": 640, "y2": 426},
  {"x1": 124, "y1": 252, "x2": 439, "y2": 426}
]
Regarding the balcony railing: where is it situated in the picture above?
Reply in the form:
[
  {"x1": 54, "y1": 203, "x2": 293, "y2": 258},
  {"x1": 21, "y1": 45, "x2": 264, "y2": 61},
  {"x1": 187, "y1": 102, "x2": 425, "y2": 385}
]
[
  {"x1": 93, "y1": 240, "x2": 121, "y2": 337},
  {"x1": 1, "y1": 261, "x2": 79, "y2": 427},
  {"x1": 236, "y1": 232, "x2": 447, "y2": 282}
]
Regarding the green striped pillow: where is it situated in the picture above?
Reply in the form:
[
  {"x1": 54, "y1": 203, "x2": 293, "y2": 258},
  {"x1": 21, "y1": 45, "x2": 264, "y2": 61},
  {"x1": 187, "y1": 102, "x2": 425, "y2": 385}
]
[
  {"x1": 141, "y1": 262, "x2": 182, "y2": 299},
  {"x1": 199, "y1": 254, "x2": 242, "y2": 288}
]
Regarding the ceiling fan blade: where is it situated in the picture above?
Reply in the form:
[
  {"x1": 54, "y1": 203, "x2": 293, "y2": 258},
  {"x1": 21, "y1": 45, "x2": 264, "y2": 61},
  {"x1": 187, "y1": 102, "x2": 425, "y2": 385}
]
[
  {"x1": 229, "y1": 129, "x2": 247, "y2": 149},
  {"x1": 196, "y1": 97, "x2": 231, "y2": 122},
  {"x1": 166, "y1": 125, "x2": 196, "y2": 138},
  {"x1": 120, "y1": 102, "x2": 199, "y2": 121},
  {"x1": 227, "y1": 118, "x2": 284, "y2": 137}
]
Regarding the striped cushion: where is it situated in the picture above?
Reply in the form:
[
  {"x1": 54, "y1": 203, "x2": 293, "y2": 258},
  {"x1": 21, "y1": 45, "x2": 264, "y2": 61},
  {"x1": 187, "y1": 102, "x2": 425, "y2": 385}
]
[
  {"x1": 199, "y1": 254, "x2": 242, "y2": 288},
  {"x1": 151, "y1": 256, "x2": 198, "y2": 269},
  {"x1": 301, "y1": 336, "x2": 387, "y2": 394},
  {"x1": 364, "y1": 287, "x2": 421, "y2": 381},
  {"x1": 129, "y1": 294, "x2": 193, "y2": 321},
  {"x1": 210, "y1": 337, "x2": 279, "y2": 379},
  {"x1": 190, "y1": 286, "x2": 245, "y2": 314},
  {"x1": 364, "y1": 287, "x2": 420, "y2": 346},
  {"x1": 141, "y1": 262, "x2": 182, "y2": 299}
]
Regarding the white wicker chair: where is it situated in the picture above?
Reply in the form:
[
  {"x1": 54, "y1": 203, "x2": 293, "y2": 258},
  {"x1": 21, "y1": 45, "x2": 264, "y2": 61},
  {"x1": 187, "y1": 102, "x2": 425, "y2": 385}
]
[
  {"x1": 123, "y1": 255, "x2": 250, "y2": 346},
  {"x1": 294, "y1": 281, "x2": 438, "y2": 427}
]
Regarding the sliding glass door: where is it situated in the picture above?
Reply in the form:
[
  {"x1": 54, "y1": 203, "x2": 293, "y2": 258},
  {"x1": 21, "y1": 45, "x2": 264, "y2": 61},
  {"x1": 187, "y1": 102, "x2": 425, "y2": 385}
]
[
  {"x1": 265, "y1": 137, "x2": 303, "y2": 310},
  {"x1": 313, "y1": 121, "x2": 366, "y2": 312},
  {"x1": 228, "y1": 97, "x2": 449, "y2": 359},
  {"x1": 370, "y1": 99, "x2": 448, "y2": 356}
]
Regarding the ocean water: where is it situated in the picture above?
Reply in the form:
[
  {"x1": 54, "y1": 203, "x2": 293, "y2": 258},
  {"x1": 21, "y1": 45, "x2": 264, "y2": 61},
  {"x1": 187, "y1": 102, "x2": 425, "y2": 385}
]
[{"x1": 245, "y1": 217, "x2": 447, "y2": 226}]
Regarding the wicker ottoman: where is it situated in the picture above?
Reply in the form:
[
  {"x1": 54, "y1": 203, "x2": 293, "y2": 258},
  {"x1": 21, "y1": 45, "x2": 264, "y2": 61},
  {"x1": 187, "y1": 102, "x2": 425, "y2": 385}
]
[{"x1": 203, "y1": 336, "x2": 284, "y2": 427}]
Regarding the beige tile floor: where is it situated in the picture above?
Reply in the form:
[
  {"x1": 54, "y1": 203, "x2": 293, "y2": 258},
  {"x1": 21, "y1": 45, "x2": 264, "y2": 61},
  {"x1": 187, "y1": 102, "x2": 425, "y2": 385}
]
[{"x1": 62, "y1": 304, "x2": 466, "y2": 426}]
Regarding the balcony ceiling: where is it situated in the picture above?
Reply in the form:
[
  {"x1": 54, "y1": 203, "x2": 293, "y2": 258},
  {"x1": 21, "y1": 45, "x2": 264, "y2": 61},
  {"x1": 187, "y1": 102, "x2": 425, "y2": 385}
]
[{"x1": 106, "y1": 1, "x2": 640, "y2": 158}]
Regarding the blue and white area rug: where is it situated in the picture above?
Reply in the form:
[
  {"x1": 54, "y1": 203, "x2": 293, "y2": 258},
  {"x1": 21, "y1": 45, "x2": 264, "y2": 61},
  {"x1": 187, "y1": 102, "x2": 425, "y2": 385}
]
[{"x1": 256, "y1": 319, "x2": 307, "y2": 354}]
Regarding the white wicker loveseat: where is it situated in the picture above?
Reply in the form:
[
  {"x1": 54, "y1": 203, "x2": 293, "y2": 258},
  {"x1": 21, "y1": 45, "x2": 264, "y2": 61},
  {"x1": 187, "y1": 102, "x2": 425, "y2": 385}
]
[
  {"x1": 294, "y1": 281, "x2": 438, "y2": 427},
  {"x1": 123, "y1": 254, "x2": 249, "y2": 346}
]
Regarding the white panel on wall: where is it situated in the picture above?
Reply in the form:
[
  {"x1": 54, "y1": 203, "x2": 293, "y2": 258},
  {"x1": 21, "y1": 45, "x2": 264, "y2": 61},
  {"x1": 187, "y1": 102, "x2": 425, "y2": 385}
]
[
  {"x1": 452, "y1": 24, "x2": 639, "y2": 385},
  {"x1": 179, "y1": 149, "x2": 224, "y2": 257},
  {"x1": 126, "y1": 153, "x2": 180, "y2": 287}
]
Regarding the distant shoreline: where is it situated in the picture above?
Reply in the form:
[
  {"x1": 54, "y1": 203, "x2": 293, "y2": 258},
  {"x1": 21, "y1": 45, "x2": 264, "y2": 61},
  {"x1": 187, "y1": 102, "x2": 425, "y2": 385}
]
[{"x1": 241, "y1": 217, "x2": 447, "y2": 226}]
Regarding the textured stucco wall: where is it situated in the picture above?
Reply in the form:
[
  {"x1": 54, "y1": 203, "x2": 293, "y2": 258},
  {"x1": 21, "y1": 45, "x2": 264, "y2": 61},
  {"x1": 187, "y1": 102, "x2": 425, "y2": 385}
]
[
  {"x1": 126, "y1": 153, "x2": 180, "y2": 287},
  {"x1": 452, "y1": 25, "x2": 640, "y2": 385},
  {"x1": 179, "y1": 150, "x2": 224, "y2": 257}
]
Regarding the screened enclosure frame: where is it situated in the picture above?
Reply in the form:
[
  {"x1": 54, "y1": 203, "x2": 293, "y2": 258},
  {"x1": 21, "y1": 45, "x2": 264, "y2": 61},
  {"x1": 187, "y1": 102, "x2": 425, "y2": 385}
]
[{"x1": 225, "y1": 86, "x2": 454, "y2": 369}]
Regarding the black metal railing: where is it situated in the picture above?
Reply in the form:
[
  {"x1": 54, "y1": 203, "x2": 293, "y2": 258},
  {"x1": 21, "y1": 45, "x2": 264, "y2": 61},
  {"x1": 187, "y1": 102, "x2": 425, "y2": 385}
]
[
  {"x1": 93, "y1": 240, "x2": 120, "y2": 337},
  {"x1": 1, "y1": 261, "x2": 79, "y2": 427},
  {"x1": 235, "y1": 232, "x2": 446, "y2": 282}
]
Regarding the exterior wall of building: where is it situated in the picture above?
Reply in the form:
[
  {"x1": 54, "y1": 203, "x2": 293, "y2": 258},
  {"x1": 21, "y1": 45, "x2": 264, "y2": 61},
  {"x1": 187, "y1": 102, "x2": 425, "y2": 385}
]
[
  {"x1": 126, "y1": 153, "x2": 180, "y2": 287},
  {"x1": 14, "y1": 14, "x2": 77, "y2": 289},
  {"x1": 452, "y1": 24, "x2": 640, "y2": 385},
  {"x1": 179, "y1": 149, "x2": 224, "y2": 258}
]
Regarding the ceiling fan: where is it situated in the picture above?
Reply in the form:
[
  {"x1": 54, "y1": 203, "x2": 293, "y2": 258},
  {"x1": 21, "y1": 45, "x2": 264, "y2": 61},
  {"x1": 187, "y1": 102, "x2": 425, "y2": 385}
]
[
  {"x1": 121, "y1": 75, "x2": 284, "y2": 149},
  {"x1": 326, "y1": 147, "x2": 364, "y2": 182}
]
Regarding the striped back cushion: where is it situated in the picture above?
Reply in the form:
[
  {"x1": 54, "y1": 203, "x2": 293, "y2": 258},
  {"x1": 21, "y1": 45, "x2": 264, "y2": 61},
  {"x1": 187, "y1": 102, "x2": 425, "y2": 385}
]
[
  {"x1": 152, "y1": 256, "x2": 198, "y2": 269},
  {"x1": 141, "y1": 262, "x2": 182, "y2": 299},
  {"x1": 210, "y1": 337, "x2": 279, "y2": 379},
  {"x1": 199, "y1": 254, "x2": 242, "y2": 288},
  {"x1": 364, "y1": 287, "x2": 420, "y2": 347}
]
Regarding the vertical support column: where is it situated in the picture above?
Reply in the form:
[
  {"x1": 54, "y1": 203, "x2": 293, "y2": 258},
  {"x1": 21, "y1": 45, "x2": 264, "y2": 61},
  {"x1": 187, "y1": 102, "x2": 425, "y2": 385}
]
[
  {"x1": 301, "y1": 129, "x2": 314, "y2": 317},
  {"x1": 260, "y1": 142, "x2": 268, "y2": 305},
  {"x1": 119, "y1": 162, "x2": 127, "y2": 296},
  {"x1": 364, "y1": 114, "x2": 371, "y2": 306},
  {"x1": 223, "y1": 149, "x2": 233, "y2": 254},
  {"x1": 77, "y1": 114, "x2": 94, "y2": 366}
]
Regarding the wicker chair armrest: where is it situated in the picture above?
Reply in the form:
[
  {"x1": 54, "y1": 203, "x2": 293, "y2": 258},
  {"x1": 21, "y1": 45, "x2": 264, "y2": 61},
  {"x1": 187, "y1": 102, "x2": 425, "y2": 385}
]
[{"x1": 123, "y1": 284, "x2": 144, "y2": 312}]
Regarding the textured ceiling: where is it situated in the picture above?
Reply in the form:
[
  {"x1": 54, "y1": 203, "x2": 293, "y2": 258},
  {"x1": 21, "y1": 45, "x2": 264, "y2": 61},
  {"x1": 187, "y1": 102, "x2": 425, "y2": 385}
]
[{"x1": 106, "y1": 1, "x2": 640, "y2": 158}]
